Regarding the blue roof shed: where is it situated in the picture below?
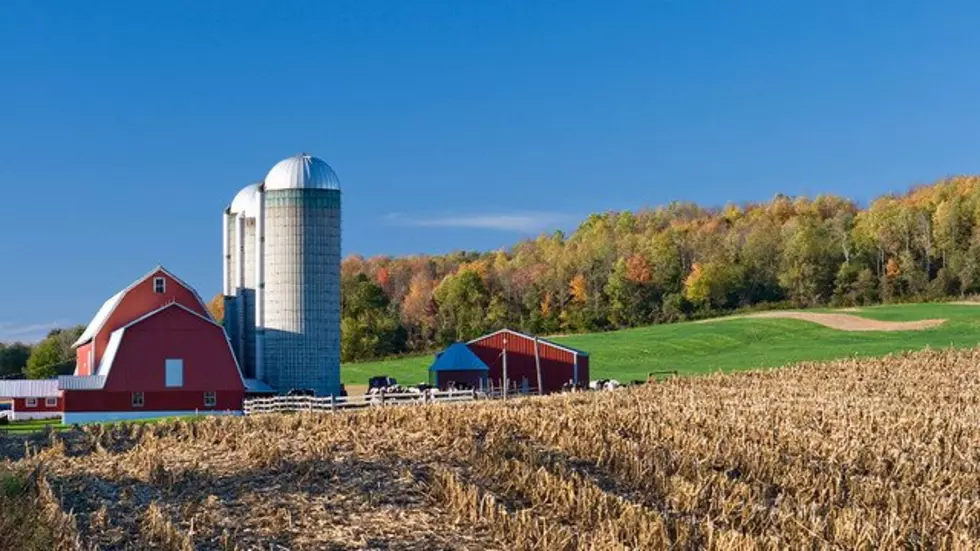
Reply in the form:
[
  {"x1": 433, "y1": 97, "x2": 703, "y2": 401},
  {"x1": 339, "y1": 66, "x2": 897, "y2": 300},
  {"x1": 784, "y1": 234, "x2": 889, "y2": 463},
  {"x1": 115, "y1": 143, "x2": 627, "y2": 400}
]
[{"x1": 429, "y1": 343, "x2": 489, "y2": 389}]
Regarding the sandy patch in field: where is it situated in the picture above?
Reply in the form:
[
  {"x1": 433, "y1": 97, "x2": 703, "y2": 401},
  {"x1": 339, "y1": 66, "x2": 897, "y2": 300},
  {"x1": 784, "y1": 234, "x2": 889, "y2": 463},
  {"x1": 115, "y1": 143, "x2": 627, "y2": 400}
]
[
  {"x1": 704, "y1": 311, "x2": 946, "y2": 331},
  {"x1": 950, "y1": 301, "x2": 980, "y2": 306}
]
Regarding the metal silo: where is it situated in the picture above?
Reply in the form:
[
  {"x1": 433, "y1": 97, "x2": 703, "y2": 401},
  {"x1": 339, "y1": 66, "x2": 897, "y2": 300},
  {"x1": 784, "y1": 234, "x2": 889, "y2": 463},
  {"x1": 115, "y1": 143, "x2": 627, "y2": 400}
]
[
  {"x1": 225, "y1": 183, "x2": 260, "y2": 378},
  {"x1": 259, "y1": 154, "x2": 341, "y2": 396}
]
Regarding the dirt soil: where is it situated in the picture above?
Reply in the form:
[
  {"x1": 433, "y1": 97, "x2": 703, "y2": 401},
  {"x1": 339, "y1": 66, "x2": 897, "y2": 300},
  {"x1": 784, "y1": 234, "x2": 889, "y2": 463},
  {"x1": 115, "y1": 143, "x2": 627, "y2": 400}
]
[{"x1": 707, "y1": 311, "x2": 946, "y2": 331}]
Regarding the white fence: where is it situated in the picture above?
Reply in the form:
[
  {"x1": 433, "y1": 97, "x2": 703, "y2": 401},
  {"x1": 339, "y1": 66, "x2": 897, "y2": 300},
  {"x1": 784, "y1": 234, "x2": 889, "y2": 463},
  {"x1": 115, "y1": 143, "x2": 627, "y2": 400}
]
[{"x1": 243, "y1": 389, "x2": 477, "y2": 415}]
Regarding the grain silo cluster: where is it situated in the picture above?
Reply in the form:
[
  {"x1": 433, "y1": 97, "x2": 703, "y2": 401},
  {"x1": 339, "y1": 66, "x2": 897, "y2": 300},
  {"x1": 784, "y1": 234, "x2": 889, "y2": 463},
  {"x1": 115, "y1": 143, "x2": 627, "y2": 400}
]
[{"x1": 223, "y1": 154, "x2": 342, "y2": 396}]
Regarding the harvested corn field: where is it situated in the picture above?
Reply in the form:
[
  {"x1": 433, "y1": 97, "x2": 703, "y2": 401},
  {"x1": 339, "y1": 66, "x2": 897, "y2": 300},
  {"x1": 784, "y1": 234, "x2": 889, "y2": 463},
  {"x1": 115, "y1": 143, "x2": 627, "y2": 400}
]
[{"x1": 5, "y1": 347, "x2": 980, "y2": 550}]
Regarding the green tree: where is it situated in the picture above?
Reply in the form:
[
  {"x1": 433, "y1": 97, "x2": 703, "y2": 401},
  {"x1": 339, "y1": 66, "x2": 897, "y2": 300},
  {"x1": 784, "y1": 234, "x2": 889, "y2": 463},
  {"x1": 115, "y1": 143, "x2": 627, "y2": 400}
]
[
  {"x1": 0, "y1": 343, "x2": 31, "y2": 377},
  {"x1": 340, "y1": 274, "x2": 406, "y2": 362},
  {"x1": 778, "y1": 217, "x2": 838, "y2": 306},
  {"x1": 434, "y1": 269, "x2": 489, "y2": 344},
  {"x1": 605, "y1": 256, "x2": 656, "y2": 327},
  {"x1": 25, "y1": 338, "x2": 63, "y2": 379},
  {"x1": 24, "y1": 326, "x2": 84, "y2": 379}
]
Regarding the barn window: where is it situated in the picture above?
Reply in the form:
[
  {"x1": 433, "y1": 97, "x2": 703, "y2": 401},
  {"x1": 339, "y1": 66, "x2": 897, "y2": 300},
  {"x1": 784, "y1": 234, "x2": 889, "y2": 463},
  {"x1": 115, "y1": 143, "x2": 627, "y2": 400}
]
[
  {"x1": 132, "y1": 392, "x2": 144, "y2": 408},
  {"x1": 204, "y1": 392, "x2": 216, "y2": 407},
  {"x1": 45, "y1": 397, "x2": 57, "y2": 407},
  {"x1": 153, "y1": 277, "x2": 166, "y2": 294},
  {"x1": 25, "y1": 397, "x2": 37, "y2": 408},
  {"x1": 165, "y1": 359, "x2": 184, "y2": 388}
]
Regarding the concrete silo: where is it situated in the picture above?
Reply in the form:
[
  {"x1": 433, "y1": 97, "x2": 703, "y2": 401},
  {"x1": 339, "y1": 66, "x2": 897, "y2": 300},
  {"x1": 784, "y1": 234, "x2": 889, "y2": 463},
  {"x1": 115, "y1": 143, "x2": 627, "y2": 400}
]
[
  {"x1": 257, "y1": 154, "x2": 342, "y2": 396},
  {"x1": 223, "y1": 183, "x2": 260, "y2": 378}
]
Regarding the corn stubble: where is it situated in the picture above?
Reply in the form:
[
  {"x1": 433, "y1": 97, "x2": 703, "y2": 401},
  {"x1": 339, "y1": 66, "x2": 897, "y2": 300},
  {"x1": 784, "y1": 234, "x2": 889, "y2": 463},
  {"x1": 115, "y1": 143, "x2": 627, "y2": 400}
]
[{"x1": 4, "y1": 347, "x2": 980, "y2": 549}]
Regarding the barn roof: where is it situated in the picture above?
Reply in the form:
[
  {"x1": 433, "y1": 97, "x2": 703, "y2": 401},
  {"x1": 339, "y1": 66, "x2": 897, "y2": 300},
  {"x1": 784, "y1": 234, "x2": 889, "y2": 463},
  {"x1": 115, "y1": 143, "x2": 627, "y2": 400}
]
[
  {"x1": 73, "y1": 266, "x2": 211, "y2": 348},
  {"x1": 468, "y1": 329, "x2": 590, "y2": 357},
  {"x1": 59, "y1": 375, "x2": 107, "y2": 390},
  {"x1": 0, "y1": 379, "x2": 60, "y2": 398},
  {"x1": 72, "y1": 290, "x2": 125, "y2": 348},
  {"x1": 429, "y1": 343, "x2": 490, "y2": 373}
]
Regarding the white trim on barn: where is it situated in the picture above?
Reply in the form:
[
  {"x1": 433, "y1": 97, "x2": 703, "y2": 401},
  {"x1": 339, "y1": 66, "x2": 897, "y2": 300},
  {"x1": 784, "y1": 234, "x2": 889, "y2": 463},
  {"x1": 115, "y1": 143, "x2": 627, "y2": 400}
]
[{"x1": 63, "y1": 410, "x2": 242, "y2": 425}]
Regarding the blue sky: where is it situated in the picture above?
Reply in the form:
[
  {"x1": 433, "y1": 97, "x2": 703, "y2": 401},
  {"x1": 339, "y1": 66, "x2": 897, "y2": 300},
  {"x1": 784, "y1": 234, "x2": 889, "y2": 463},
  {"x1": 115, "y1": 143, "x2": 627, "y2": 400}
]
[{"x1": 1, "y1": 1, "x2": 978, "y2": 341}]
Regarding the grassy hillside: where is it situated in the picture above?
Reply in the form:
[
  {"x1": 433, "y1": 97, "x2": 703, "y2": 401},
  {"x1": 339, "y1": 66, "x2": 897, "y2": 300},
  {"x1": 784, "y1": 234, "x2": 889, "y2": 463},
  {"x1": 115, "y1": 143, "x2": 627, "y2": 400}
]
[{"x1": 341, "y1": 303, "x2": 980, "y2": 386}]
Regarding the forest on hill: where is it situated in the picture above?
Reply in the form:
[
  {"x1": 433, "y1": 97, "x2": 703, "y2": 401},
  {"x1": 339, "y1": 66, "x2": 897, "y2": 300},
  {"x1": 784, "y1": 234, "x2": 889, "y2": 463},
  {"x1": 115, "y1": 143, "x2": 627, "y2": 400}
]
[
  {"x1": 5, "y1": 177, "x2": 980, "y2": 375},
  {"x1": 314, "y1": 176, "x2": 980, "y2": 362}
]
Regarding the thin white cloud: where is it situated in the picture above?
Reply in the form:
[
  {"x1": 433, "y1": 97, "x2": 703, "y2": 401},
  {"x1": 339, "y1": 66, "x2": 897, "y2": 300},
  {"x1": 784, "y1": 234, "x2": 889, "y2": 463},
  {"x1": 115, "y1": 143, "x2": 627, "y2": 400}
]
[
  {"x1": 387, "y1": 212, "x2": 572, "y2": 233},
  {"x1": 0, "y1": 321, "x2": 69, "y2": 343}
]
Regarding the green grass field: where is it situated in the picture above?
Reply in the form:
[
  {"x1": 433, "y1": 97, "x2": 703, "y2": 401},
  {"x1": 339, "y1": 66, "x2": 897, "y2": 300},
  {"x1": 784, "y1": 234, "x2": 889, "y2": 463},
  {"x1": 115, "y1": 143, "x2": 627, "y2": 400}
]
[
  {"x1": 0, "y1": 415, "x2": 202, "y2": 434},
  {"x1": 342, "y1": 303, "x2": 980, "y2": 386}
]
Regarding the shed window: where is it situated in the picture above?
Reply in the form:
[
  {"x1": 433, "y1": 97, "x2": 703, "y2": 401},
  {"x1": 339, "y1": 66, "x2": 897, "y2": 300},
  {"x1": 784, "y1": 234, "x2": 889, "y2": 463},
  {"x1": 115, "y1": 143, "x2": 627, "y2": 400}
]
[
  {"x1": 165, "y1": 359, "x2": 183, "y2": 388},
  {"x1": 204, "y1": 392, "x2": 216, "y2": 407},
  {"x1": 25, "y1": 397, "x2": 37, "y2": 408},
  {"x1": 45, "y1": 397, "x2": 57, "y2": 407},
  {"x1": 153, "y1": 277, "x2": 166, "y2": 294},
  {"x1": 132, "y1": 392, "x2": 144, "y2": 408}
]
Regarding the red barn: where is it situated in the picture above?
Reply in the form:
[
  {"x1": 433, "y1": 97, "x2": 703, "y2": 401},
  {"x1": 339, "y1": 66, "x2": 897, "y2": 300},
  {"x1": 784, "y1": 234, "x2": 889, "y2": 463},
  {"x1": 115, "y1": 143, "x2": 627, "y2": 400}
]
[
  {"x1": 0, "y1": 266, "x2": 249, "y2": 424},
  {"x1": 467, "y1": 329, "x2": 590, "y2": 394},
  {"x1": 59, "y1": 266, "x2": 247, "y2": 424}
]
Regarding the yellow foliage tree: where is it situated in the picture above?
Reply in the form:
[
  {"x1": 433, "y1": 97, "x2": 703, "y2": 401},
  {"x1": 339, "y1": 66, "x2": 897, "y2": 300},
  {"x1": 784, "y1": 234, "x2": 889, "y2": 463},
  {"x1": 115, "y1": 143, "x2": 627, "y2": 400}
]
[
  {"x1": 683, "y1": 263, "x2": 709, "y2": 304},
  {"x1": 207, "y1": 294, "x2": 225, "y2": 323},
  {"x1": 569, "y1": 274, "x2": 588, "y2": 305},
  {"x1": 885, "y1": 257, "x2": 901, "y2": 278}
]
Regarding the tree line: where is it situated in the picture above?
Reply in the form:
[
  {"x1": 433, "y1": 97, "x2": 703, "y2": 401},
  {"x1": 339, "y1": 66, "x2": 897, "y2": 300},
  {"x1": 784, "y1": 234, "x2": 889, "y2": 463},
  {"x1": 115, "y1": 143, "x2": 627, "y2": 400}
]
[
  {"x1": 0, "y1": 326, "x2": 85, "y2": 379},
  {"x1": 333, "y1": 176, "x2": 980, "y2": 362},
  {"x1": 14, "y1": 176, "x2": 975, "y2": 371}
]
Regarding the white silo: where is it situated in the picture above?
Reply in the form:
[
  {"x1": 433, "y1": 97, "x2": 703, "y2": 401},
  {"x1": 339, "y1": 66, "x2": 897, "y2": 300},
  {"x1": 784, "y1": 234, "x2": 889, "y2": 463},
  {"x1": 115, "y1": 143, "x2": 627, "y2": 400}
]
[
  {"x1": 256, "y1": 154, "x2": 342, "y2": 396},
  {"x1": 224, "y1": 183, "x2": 261, "y2": 378}
]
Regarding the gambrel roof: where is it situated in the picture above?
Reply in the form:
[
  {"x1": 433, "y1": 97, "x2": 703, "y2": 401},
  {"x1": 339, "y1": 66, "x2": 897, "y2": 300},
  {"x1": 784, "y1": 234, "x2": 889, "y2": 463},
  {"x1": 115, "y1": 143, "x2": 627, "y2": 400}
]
[
  {"x1": 72, "y1": 266, "x2": 210, "y2": 348},
  {"x1": 468, "y1": 328, "x2": 590, "y2": 357}
]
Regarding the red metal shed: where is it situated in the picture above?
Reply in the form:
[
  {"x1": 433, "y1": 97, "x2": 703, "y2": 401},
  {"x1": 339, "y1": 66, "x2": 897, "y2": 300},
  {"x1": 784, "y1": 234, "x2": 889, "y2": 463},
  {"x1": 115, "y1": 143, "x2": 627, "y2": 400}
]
[{"x1": 467, "y1": 329, "x2": 589, "y2": 394}]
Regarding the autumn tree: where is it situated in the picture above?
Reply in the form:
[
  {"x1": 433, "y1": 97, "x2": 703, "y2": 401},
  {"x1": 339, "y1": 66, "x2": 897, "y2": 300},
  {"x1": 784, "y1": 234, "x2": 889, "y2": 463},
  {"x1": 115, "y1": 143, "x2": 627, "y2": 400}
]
[
  {"x1": 206, "y1": 294, "x2": 225, "y2": 323},
  {"x1": 332, "y1": 176, "x2": 980, "y2": 360},
  {"x1": 684, "y1": 262, "x2": 736, "y2": 311}
]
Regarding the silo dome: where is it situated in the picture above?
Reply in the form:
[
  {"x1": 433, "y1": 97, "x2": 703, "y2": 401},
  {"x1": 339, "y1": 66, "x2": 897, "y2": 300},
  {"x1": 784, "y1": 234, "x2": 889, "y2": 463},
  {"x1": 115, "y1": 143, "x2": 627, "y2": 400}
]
[
  {"x1": 229, "y1": 183, "x2": 261, "y2": 217},
  {"x1": 264, "y1": 154, "x2": 340, "y2": 191}
]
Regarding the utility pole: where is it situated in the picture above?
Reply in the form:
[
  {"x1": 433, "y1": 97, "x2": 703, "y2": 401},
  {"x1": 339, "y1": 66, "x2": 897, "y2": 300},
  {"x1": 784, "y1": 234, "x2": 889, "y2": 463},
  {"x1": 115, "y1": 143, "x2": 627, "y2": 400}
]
[
  {"x1": 502, "y1": 336, "x2": 508, "y2": 399},
  {"x1": 534, "y1": 337, "x2": 543, "y2": 395}
]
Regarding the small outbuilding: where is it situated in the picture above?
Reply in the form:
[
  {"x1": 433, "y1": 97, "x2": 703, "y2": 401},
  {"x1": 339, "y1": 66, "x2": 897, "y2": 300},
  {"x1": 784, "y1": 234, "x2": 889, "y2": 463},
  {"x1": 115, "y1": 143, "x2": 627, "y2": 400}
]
[
  {"x1": 468, "y1": 329, "x2": 590, "y2": 394},
  {"x1": 0, "y1": 380, "x2": 62, "y2": 420},
  {"x1": 428, "y1": 343, "x2": 489, "y2": 390}
]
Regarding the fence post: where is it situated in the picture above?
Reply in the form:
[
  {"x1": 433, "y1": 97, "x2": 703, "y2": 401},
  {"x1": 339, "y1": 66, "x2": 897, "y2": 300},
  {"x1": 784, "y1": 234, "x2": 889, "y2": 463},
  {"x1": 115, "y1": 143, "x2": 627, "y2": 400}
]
[{"x1": 381, "y1": 391, "x2": 386, "y2": 407}]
